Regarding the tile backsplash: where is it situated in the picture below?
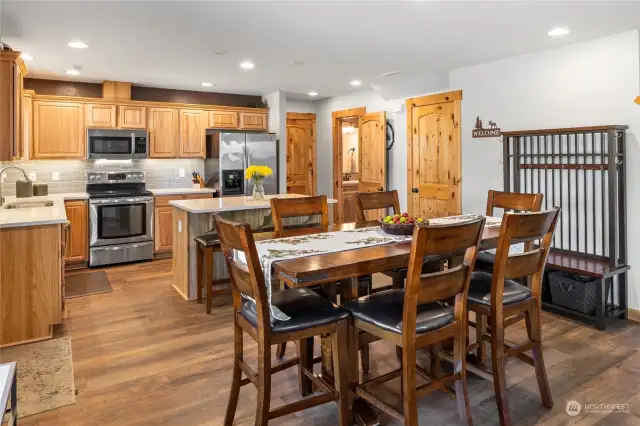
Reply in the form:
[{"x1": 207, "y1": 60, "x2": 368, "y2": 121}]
[{"x1": 0, "y1": 159, "x2": 205, "y2": 196}]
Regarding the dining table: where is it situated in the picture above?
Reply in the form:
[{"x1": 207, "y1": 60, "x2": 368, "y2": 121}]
[{"x1": 250, "y1": 218, "x2": 505, "y2": 425}]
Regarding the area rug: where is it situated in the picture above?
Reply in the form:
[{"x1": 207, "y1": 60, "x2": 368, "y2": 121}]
[
  {"x1": 0, "y1": 336, "x2": 76, "y2": 419},
  {"x1": 65, "y1": 270, "x2": 112, "y2": 298}
]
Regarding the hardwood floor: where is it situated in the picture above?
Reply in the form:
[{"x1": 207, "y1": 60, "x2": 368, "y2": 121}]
[{"x1": 18, "y1": 260, "x2": 640, "y2": 426}]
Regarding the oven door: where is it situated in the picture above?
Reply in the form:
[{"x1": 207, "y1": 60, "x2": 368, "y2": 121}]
[
  {"x1": 89, "y1": 197, "x2": 154, "y2": 247},
  {"x1": 87, "y1": 129, "x2": 140, "y2": 160}
]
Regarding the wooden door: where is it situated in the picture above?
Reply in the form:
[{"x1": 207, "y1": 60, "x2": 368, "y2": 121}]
[
  {"x1": 407, "y1": 91, "x2": 462, "y2": 218},
  {"x1": 148, "y1": 107, "x2": 179, "y2": 158},
  {"x1": 358, "y1": 112, "x2": 387, "y2": 220},
  {"x1": 286, "y1": 113, "x2": 316, "y2": 195},
  {"x1": 85, "y1": 103, "x2": 117, "y2": 128},
  {"x1": 32, "y1": 101, "x2": 85, "y2": 159},
  {"x1": 240, "y1": 112, "x2": 267, "y2": 130},
  {"x1": 179, "y1": 109, "x2": 206, "y2": 158},
  {"x1": 117, "y1": 105, "x2": 146, "y2": 129},
  {"x1": 64, "y1": 201, "x2": 88, "y2": 262},
  {"x1": 209, "y1": 110, "x2": 238, "y2": 129}
]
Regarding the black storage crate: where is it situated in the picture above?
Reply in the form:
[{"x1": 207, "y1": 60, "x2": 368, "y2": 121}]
[{"x1": 548, "y1": 271, "x2": 597, "y2": 314}]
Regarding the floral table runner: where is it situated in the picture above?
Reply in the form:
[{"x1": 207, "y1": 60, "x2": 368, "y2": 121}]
[{"x1": 236, "y1": 214, "x2": 494, "y2": 321}]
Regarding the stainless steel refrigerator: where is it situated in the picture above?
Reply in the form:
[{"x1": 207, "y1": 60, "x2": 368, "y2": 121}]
[{"x1": 206, "y1": 131, "x2": 279, "y2": 196}]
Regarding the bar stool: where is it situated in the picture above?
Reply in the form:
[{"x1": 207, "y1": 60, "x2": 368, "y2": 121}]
[{"x1": 194, "y1": 232, "x2": 229, "y2": 314}]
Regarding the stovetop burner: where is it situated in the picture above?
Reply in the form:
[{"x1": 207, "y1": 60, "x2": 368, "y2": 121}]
[{"x1": 87, "y1": 189, "x2": 153, "y2": 199}]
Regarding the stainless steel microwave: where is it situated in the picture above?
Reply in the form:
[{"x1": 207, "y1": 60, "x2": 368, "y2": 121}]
[{"x1": 87, "y1": 129, "x2": 148, "y2": 160}]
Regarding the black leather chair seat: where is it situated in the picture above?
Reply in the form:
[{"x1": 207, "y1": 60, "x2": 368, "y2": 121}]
[
  {"x1": 468, "y1": 271, "x2": 532, "y2": 306},
  {"x1": 474, "y1": 251, "x2": 496, "y2": 272},
  {"x1": 194, "y1": 233, "x2": 220, "y2": 248},
  {"x1": 241, "y1": 288, "x2": 349, "y2": 333},
  {"x1": 341, "y1": 289, "x2": 454, "y2": 335}
]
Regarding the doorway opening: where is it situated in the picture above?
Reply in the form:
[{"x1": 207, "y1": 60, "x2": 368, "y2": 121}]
[{"x1": 332, "y1": 107, "x2": 365, "y2": 223}]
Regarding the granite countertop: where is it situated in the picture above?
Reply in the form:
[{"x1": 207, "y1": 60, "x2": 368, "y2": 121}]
[
  {"x1": 0, "y1": 193, "x2": 89, "y2": 229},
  {"x1": 149, "y1": 188, "x2": 218, "y2": 196},
  {"x1": 170, "y1": 194, "x2": 338, "y2": 214}
]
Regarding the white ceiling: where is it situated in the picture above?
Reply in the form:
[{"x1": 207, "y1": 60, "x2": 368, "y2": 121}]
[{"x1": 2, "y1": 1, "x2": 640, "y2": 99}]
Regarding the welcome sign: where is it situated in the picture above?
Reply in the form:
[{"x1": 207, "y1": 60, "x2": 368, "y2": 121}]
[{"x1": 472, "y1": 116, "x2": 501, "y2": 138}]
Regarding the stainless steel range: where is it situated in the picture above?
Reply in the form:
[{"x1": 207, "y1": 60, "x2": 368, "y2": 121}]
[{"x1": 87, "y1": 170, "x2": 154, "y2": 267}]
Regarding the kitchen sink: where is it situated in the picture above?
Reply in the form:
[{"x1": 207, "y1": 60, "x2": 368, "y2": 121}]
[{"x1": 3, "y1": 200, "x2": 55, "y2": 209}]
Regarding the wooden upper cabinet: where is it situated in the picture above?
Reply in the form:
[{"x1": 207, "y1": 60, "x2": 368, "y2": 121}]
[
  {"x1": 20, "y1": 91, "x2": 33, "y2": 161},
  {"x1": 209, "y1": 110, "x2": 238, "y2": 129},
  {"x1": 32, "y1": 100, "x2": 85, "y2": 159},
  {"x1": 118, "y1": 105, "x2": 146, "y2": 129},
  {"x1": 0, "y1": 51, "x2": 26, "y2": 162},
  {"x1": 85, "y1": 103, "x2": 117, "y2": 128},
  {"x1": 148, "y1": 107, "x2": 179, "y2": 158},
  {"x1": 179, "y1": 109, "x2": 206, "y2": 158},
  {"x1": 240, "y1": 112, "x2": 267, "y2": 130}
]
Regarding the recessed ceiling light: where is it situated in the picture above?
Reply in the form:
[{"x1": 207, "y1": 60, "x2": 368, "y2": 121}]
[
  {"x1": 350, "y1": 80, "x2": 362, "y2": 87},
  {"x1": 293, "y1": 60, "x2": 305, "y2": 66},
  {"x1": 65, "y1": 66, "x2": 81, "y2": 76},
  {"x1": 548, "y1": 27, "x2": 570, "y2": 37},
  {"x1": 201, "y1": 82, "x2": 214, "y2": 87},
  {"x1": 240, "y1": 60, "x2": 255, "y2": 70},
  {"x1": 308, "y1": 91, "x2": 318, "y2": 97},
  {"x1": 20, "y1": 53, "x2": 33, "y2": 61},
  {"x1": 214, "y1": 51, "x2": 225, "y2": 55},
  {"x1": 68, "y1": 40, "x2": 88, "y2": 49}
]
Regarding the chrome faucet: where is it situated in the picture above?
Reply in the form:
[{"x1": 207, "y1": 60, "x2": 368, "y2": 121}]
[{"x1": 0, "y1": 166, "x2": 30, "y2": 207}]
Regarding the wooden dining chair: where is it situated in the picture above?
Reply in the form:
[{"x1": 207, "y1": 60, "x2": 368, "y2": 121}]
[
  {"x1": 355, "y1": 190, "x2": 404, "y2": 290},
  {"x1": 342, "y1": 217, "x2": 486, "y2": 426},
  {"x1": 473, "y1": 190, "x2": 544, "y2": 366},
  {"x1": 466, "y1": 209, "x2": 560, "y2": 426},
  {"x1": 270, "y1": 195, "x2": 329, "y2": 361},
  {"x1": 214, "y1": 214, "x2": 351, "y2": 426},
  {"x1": 475, "y1": 190, "x2": 543, "y2": 272}
]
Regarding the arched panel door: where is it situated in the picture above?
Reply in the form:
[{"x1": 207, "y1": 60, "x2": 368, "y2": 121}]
[
  {"x1": 408, "y1": 91, "x2": 461, "y2": 218},
  {"x1": 286, "y1": 113, "x2": 316, "y2": 195},
  {"x1": 358, "y1": 111, "x2": 387, "y2": 220}
]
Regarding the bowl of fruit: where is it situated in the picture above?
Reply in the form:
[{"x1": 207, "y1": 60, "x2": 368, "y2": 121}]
[{"x1": 379, "y1": 213, "x2": 425, "y2": 235}]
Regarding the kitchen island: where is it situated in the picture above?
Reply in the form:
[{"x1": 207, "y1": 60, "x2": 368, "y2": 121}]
[{"x1": 169, "y1": 194, "x2": 337, "y2": 300}]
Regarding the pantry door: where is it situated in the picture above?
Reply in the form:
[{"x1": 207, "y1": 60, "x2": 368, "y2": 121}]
[
  {"x1": 358, "y1": 111, "x2": 387, "y2": 220},
  {"x1": 406, "y1": 90, "x2": 462, "y2": 218},
  {"x1": 286, "y1": 113, "x2": 316, "y2": 195}
]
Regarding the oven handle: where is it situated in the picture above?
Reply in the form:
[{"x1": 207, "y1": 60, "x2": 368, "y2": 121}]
[{"x1": 89, "y1": 197, "x2": 154, "y2": 205}]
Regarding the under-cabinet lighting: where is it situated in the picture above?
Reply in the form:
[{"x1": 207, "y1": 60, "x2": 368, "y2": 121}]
[{"x1": 548, "y1": 27, "x2": 570, "y2": 37}]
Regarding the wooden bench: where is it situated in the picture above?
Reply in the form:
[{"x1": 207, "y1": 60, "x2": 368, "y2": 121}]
[{"x1": 543, "y1": 249, "x2": 630, "y2": 330}]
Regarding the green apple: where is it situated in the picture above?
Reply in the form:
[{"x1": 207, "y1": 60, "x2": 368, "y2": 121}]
[
  {"x1": 383, "y1": 215, "x2": 392, "y2": 223},
  {"x1": 399, "y1": 217, "x2": 408, "y2": 223}
]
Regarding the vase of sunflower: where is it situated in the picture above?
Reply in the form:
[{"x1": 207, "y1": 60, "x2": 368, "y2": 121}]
[{"x1": 245, "y1": 165, "x2": 273, "y2": 201}]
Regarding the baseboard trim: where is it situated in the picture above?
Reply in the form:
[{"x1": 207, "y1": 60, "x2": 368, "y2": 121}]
[{"x1": 628, "y1": 309, "x2": 640, "y2": 323}]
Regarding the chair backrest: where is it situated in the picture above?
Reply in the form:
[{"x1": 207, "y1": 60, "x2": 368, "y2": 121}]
[
  {"x1": 213, "y1": 213, "x2": 270, "y2": 329},
  {"x1": 355, "y1": 190, "x2": 400, "y2": 222},
  {"x1": 486, "y1": 190, "x2": 543, "y2": 216},
  {"x1": 402, "y1": 217, "x2": 486, "y2": 341},
  {"x1": 491, "y1": 209, "x2": 560, "y2": 306},
  {"x1": 270, "y1": 195, "x2": 329, "y2": 236}
]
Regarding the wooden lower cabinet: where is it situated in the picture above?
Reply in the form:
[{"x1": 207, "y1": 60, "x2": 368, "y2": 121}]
[
  {"x1": 154, "y1": 194, "x2": 212, "y2": 253},
  {"x1": 342, "y1": 183, "x2": 358, "y2": 223},
  {"x1": 155, "y1": 205, "x2": 175, "y2": 252},
  {"x1": 64, "y1": 200, "x2": 88, "y2": 262}
]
